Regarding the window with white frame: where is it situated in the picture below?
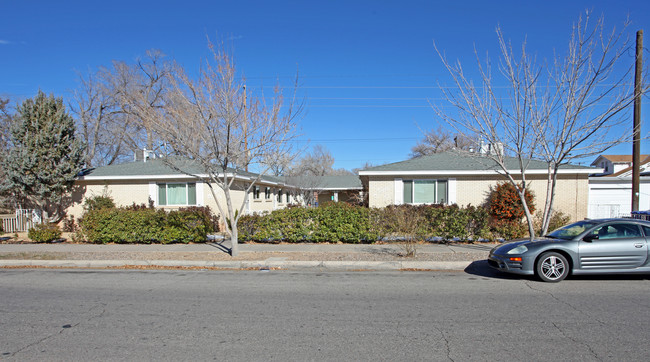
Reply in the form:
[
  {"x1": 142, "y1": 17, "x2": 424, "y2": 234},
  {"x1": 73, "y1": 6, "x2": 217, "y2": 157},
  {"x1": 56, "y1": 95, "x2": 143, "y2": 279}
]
[
  {"x1": 277, "y1": 189, "x2": 283, "y2": 203},
  {"x1": 158, "y1": 183, "x2": 196, "y2": 206},
  {"x1": 265, "y1": 187, "x2": 271, "y2": 200},
  {"x1": 403, "y1": 179, "x2": 448, "y2": 204},
  {"x1": 253, "y1": 186, "x2": 261, "y2": 200}
]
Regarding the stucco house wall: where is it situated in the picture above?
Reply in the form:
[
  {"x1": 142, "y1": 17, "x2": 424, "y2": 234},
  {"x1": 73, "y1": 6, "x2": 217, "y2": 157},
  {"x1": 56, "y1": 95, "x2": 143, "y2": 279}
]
[
  {"x1": 365, "y1": 174, "x2": 589, "y2": 221},
  {"x1": 360, "y1": 152, "x2": 594, "y2": 222},
  {"x1": 66, "y1": 159, "x2": 297, "y2": 222}
]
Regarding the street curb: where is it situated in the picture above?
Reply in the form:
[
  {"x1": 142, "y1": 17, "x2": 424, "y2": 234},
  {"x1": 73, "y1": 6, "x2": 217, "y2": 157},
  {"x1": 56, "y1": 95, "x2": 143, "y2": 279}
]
[{"x1": 0, "y1": 259, "x2": 473, "y2": 271}]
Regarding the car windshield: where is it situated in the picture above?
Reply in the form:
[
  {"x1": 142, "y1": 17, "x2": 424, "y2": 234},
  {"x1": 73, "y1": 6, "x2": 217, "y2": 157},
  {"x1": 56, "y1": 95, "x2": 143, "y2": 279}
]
[{"x1": 547, "y1": 220, "x2": 600, "y2": 240}]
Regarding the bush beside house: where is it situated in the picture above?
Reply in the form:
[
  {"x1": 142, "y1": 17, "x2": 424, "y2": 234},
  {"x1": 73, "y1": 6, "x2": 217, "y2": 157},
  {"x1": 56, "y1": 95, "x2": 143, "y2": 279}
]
[
  {"x1": 75, "y1": 201, "x2": 218, "y2": 244},
  {"x1": 239, "y1": 203, "x2": 495, "y2": 243}
]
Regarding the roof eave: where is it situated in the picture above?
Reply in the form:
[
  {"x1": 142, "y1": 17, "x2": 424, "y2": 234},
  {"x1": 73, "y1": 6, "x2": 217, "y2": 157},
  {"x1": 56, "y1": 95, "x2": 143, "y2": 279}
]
[{"x1": 359, "y1": 169, "x2": 595, "y2": 176}]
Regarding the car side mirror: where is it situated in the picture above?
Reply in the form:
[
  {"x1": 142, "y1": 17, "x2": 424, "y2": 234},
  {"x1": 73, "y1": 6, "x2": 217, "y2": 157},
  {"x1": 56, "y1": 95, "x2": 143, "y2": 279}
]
[{"x1": 583, "y1": 234, "x2": 599, "y2": 242}]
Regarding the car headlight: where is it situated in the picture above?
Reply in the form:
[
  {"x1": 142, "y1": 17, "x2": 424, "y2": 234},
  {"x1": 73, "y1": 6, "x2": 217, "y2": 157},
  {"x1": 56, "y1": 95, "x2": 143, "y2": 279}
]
[{"x1": 507, "y1": 245, "x2": 528, "y2": 255}]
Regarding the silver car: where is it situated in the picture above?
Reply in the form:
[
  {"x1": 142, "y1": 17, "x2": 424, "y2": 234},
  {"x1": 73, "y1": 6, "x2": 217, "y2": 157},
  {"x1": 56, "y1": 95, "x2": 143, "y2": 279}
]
[{"x1": 488, "y1": 218, "x2": 650, "y2": 282}]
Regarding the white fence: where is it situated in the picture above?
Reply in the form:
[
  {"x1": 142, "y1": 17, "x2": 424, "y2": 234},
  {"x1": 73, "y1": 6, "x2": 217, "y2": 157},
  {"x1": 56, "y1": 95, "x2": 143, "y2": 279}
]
[{"x1": 1, "y1": 209, "x2": 41, "y2": 233}]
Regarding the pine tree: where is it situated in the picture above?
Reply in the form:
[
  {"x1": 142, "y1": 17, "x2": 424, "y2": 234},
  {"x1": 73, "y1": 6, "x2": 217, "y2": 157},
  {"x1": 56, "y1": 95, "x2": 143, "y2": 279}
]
[{"x1": 0, "y1": 91, "x2": 85, "y2": 221}]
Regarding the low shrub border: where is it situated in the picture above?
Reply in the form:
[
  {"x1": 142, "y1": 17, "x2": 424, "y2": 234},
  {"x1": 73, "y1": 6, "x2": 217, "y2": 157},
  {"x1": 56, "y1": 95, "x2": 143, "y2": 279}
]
[
  {"x1": 76, "y1": 207, "x2": 216, "y2": 244},
  {"x1": 240, "y1": 203, "x2": 497, "y2": 243}
]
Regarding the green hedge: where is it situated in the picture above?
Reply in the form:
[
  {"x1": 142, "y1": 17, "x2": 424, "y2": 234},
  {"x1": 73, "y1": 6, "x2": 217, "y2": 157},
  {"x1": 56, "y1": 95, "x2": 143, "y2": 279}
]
[
  {"x1": 239, "y1": 203, "x2": 377, "y2": 243},
  {"x1": 239, "y1": 203, "x2": 494, "y2": 243},
  {"x1": 77, "y1": 208, "x2": 214, "y2": 244}
]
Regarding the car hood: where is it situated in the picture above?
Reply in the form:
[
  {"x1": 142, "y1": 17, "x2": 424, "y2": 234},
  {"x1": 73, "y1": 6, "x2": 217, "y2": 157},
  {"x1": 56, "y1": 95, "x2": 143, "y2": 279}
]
[{"x1": 492, "y1": 237, "x2": 563, "y2": 254}]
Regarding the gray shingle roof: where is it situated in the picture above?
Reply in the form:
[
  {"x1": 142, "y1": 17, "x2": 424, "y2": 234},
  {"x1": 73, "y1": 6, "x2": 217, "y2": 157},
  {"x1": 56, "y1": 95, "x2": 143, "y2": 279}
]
[
  {"x1": 361, "y1": 151, "x2": 594, "y2": 173},
  {"x1": 314, "y1": 175, "x2": 362, "y2": 189},
  {"x1": 80, "y1": 158, "x2": 285, "y2": 184}
]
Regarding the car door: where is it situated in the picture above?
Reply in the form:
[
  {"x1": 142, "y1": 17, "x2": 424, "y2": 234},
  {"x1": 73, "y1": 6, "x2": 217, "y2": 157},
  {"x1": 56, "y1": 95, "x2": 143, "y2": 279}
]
[{"x1": 578, "y1": 223, "x2": 648, "y2": 269}]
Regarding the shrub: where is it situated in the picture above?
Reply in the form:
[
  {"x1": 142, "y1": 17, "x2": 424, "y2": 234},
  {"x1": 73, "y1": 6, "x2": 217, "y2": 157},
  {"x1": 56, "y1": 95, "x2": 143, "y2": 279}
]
[
  {"x1": 490, "y1": 219, "x2": 528, "y2": 240},
  {"x1": 28, "y1": 223, "x2": 62, "y2": 242},
  {"x1": 488, "y1": 182, "x2": 535, "y2": 221},
  {"x1": 240, "y1": 203, "x2": 492, "y2": 243},
  {"x1": 239, "y1": 203, "x2": 377, "y2": 243},
  {"x1": 76, "y1": 207, "x2": 214, "y2": 244},
  {"x1": 536, "y1": 210, "x2": 571, "y2": 235},
  {"x1": 178, "y1": 206, "x2": 220, "y2": 233},
  {"x1": 83, "y1": 195, "x2": 116, "y2": 211}
]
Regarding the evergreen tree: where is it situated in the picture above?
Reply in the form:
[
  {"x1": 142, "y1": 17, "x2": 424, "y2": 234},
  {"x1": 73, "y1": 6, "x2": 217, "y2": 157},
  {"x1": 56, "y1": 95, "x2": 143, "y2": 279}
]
[{"x1": 0, "y1": 91, "x2": 85, "y2": 221}]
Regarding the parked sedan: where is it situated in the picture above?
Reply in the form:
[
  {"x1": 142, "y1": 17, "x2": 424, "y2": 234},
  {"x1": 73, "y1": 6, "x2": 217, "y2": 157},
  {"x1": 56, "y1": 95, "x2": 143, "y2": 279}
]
[{"x1": 488, "y1": 218, "x2": 650, "y2": 282}]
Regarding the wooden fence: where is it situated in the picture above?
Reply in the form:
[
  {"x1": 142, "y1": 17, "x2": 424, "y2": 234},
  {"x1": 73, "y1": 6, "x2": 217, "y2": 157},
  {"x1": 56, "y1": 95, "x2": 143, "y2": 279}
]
[{"x1": 1, "y1": 209, "x2": 40, "y2": 233}]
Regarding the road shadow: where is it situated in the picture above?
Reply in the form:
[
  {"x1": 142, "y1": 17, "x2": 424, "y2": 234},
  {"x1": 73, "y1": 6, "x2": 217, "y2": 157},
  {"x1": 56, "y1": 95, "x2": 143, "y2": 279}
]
[
  {"x1": 567, "y1": 274, "x2": 650, "y2": 282},
  {"x1": 464, "y1": 260, "x2": 650, "y2": 282},
  {"x1": 464, "y1": 260, "x2": 528, "y2": 281}
]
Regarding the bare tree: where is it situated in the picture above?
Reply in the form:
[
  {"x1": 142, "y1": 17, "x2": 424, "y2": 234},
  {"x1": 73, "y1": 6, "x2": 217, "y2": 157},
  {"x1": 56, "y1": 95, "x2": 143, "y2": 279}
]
[
  {"x1": 70, "y1": 71, "x2": 131, "y2": 167},
  {"x1": 291, "y1": 144, "x2": 352, "y2": 176},
  {"x1": 534, "y1": 14, "x2": 647, "y2": 234},
  {"x1": 153, "y1": 40, "x2": 302, "y2": 256},
  {"x1": 435, "y1": 12, "x2": 644, "y2": 238},
  {"x1": 410, "y1": 126, "x2": 475, "y2": 158},
  {"x1": 435, "y1": 26, "x2": 543, "y2": 237},
  {"x1": 107, "y1": 50, "x2": 173, "y2": 153}
]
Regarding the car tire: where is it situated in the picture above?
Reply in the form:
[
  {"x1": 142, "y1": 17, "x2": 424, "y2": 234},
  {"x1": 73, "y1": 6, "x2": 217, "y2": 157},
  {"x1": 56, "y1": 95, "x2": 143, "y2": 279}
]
[{"x1": 535, "y1": 252, "x2": 569, "y2": 283}]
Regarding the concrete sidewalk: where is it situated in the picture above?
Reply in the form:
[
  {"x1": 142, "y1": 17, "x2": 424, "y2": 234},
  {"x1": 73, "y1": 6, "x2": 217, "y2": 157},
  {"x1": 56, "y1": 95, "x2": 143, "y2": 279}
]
[{"x1": 0, "y1": 241, "x2": 494, "y2": 271}]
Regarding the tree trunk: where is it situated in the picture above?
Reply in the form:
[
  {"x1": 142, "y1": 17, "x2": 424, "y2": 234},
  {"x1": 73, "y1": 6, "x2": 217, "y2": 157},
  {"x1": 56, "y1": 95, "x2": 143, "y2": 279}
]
[
  {"x1": 540, "y1": 170, "x2": 560, "y2": 236},
  {"x1": 230, "y1": 221, "x2": 239, "y2": 257}
]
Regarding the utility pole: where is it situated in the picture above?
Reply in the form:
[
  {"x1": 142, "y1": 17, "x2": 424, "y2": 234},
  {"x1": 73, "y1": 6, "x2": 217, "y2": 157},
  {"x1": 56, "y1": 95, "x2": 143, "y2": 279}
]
[
  {"x1": 243, "y1": 84, "x2": 248, "y2": 172},
  {"x1": 632, "y1": 30, "x2": 643, "y2": 212}
]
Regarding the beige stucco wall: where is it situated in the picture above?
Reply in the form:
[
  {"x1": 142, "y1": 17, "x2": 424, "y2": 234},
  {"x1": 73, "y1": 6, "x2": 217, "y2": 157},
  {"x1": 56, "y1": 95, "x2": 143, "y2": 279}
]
[
  {"x1": 66, "y1": 179, "x2": 292, "y2": 222},
  {"x1": 367, "y1": 173, "x2": 589, "y2": 222}
]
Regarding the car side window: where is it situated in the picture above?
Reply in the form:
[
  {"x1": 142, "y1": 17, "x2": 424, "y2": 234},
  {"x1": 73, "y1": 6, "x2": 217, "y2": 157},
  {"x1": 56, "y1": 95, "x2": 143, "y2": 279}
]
[
  {"x1": 593, "y1": 224, "x2": 642, "y2": 240},
  {"x1": 643, "y1": 226, "x2": 650, "y2": 237}
]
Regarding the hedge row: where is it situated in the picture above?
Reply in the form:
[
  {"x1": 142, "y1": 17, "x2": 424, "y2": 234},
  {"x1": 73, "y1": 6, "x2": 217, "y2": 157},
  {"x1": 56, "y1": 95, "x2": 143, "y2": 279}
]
[
  {"x1": 76, "y1": 207, "x2": 215, "y2": 244},
  {"x1": 238, "y1": 203, "x2": 494, "y2": 243}
]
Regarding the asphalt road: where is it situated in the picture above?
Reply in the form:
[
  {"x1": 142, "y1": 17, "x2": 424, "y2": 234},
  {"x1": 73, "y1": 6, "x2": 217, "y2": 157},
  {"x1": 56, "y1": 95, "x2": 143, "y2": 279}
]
[{"x1": 1, "y1": 262, "x2": 649, "y2": 361}]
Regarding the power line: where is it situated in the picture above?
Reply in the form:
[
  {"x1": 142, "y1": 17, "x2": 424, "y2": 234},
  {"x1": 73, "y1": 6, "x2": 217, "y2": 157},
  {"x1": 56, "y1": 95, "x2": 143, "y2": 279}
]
[{"x1": 292, "y1": 137, "x2": 418, "y2": 143}]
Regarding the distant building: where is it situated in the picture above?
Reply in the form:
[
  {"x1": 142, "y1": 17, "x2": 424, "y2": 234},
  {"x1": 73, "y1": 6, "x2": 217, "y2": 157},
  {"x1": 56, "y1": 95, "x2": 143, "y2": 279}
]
[{"x1": 588, "y1": 155, "x2": 650, "y2": 218}]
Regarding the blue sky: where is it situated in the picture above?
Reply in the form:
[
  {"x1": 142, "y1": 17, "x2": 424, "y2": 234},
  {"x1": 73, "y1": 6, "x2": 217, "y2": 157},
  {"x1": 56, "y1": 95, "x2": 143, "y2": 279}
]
[{"x1": 1, "y1": 0, "x2": 649, "y2": 170}]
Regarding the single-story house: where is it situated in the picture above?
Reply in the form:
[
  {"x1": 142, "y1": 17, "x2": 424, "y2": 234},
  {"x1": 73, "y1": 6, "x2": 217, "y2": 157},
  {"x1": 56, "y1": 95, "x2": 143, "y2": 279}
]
[
  {"x1": 588, "y1": 155, "x2": 650, "y2": 218},
  {"x1": 66, "y1": 156, "x2": 301, "y2": 221},
  {"x1": 358, "y1": 151, "x2": 595, "y2": 221},
  {"x1": 313, "y1": 175, "x2": 363, "y2": 206}
]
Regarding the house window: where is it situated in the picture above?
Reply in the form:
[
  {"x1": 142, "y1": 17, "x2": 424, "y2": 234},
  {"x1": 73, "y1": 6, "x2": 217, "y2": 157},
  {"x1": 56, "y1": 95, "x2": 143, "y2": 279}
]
[
  {"x1": 403, "y1": 179, "x2": 447, "y2": 204},
  {"x1": 158, "y1": 183, "x2": 196, "y2": 206},
  {"x1": 265, "y1": 187, "x2": 271, "y2": 200},
  {"x1": 253, "y1": 186, "x2": 260, "y2": 200},
  {"x1": 277, "y1": 189, "x2": 283, "y2": 203}
]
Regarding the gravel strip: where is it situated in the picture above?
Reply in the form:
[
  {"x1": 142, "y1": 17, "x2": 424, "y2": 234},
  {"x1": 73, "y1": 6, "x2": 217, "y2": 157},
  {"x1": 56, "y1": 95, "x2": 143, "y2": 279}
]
[{"x1": 0, "y1": 250, "x2": 488, "y2": 262}]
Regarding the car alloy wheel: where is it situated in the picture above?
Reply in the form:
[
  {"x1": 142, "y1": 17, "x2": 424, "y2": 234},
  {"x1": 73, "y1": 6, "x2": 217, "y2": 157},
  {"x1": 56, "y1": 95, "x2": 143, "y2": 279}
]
[{"x1": 536, "y1": 252, "x2": 569, "y2": 282}]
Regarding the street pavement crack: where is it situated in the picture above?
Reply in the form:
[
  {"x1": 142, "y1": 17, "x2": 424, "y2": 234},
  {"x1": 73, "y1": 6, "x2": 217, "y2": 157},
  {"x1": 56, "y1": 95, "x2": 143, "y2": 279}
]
[
  {"x1": 430, "y1": 323, "x2": 454, "y2": 362},
  {"x1": 523, "y1": 281, "x2": 605, "y2": 325},
  {"x1": 7, "y1": 303, "x2": 107, "y2": 358},
  {"x1": 552, "y1": 322, "x2": 601, "y2": 361}
]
